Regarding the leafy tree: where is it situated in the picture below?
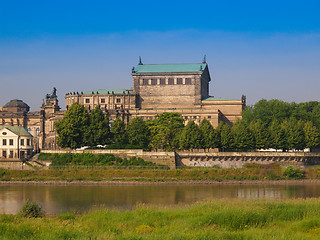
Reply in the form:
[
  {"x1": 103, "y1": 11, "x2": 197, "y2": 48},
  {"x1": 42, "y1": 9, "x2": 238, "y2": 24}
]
[
  {"x1": 179, "y1": 121, "x2": 203, "y2": 149},
  {"x1": 84, "y1": 106, "x2": 111, "y2": 146},
  {"x1": 218, "y1": 122, "x2": 233, "y2": 151},
  {"x1": 126, "y1": 117, "x2": 150, "y2": 149},
  {"x1": 149, "y1": 113, "x2": 184, "y2": 151},
  {"x1": 287, "y1": 119, "x2": 306, "y2": 150},
  {"x1": 303, "y1": 121, "x2": 320, "y2": 149},
  {"x1": 111, "y1": 118, "x2": 127, "y2": 145},
  {"x1": 199, "y1": 119, "x2": 215, "y2": 149},
  {"x1": 269, "y1": 120, "x2": 287, "y2": 151},
  {"x1": 249, "y1": 119, "x2": 270, "y2": 149},
  {"x1": 231, "y1": 120, "x2": 254, "y2": 151},
  {"x1": 55, "y1": 102, "x2": 89, "y2": 149}
]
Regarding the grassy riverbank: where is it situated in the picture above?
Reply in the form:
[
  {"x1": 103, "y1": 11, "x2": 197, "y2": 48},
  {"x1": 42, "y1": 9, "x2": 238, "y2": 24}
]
[
  {"x1": 1, "y1": 163, "x2": 320, "y2": 182},
  {"x1": 2, "y1": 199, "x2": 320, "y2": 239}
]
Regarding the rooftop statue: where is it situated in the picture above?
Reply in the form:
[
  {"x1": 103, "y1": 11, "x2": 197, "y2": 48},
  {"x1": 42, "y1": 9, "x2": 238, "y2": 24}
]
[{"x1": 46, "y1": 87, "x2": 57, "y2": 100}]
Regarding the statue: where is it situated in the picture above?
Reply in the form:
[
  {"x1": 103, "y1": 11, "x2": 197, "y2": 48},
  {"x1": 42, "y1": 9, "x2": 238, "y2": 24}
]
[{"x1": 46, "y1": 87, "x2": 58, "y2": 100}]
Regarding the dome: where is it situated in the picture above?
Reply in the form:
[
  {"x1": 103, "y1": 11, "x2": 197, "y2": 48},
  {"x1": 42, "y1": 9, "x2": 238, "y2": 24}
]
[{"x1": 3, "y1": 99, "x2": 30, "y2": 112}]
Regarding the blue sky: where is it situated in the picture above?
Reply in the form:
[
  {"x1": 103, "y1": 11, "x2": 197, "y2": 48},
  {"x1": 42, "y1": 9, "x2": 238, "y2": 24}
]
[{"x1": 0, "y1": 0, "x2": 320, "y2": 110}]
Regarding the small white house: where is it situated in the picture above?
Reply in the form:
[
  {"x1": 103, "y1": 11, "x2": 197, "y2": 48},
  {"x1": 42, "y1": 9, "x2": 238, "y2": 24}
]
[{"x1": 0, "y1": 126, "x2": 33, "y2": 160}]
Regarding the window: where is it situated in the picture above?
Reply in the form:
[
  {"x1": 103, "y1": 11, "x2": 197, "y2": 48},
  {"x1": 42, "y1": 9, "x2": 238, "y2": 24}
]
[
  {"x1": 101, "y1": 98, "x2": 105, "y2": 103},
  {"x1": 185, "y1": 78, "x2": 192, "y2": 85},
  {"x1": 177, "y1": 78, "x2": 183, "y2": 84},
  {"x1": 116, "y1": 98, "x2": 121, "y2": 103},
  {"x1": 2, "y1": 139, "x2": 6, "y2": 146},
  {"x1": 2, "y1": 132, "x2": 7, "y2": 135},
  {"x1": 9, "y1": 151, "x2": 13, "y2": 158},
  {"x1": 208, "y1": 116, "x2": 211, "y2": 119},
  {"x1": 151, "y1": 78, "x2": 157, "y2": 85},
  {"x1": 27, "y1": 139, "x2": 30, "y2": 146},
  {"x1": 168, "y1": 78, "x2": 174, "y2": 85},
  {"x1": 85, "y1": 99, "x2": 90, "y2": 103},
  {"x1": 2, "y1": 151, "x2": 6, "y2": 158},
  {"x1": 9, "y1": 139, "x2": 13, "y2": 146},
  {"x1": 21, "y1": 139, "x2": 24, "y2": 146},
  {"x1": 143, "y1": 79, "x2": 149, "y2": 85},
  {"x1": 160, "y1": 78, "x2": 166, "y2": 85}
]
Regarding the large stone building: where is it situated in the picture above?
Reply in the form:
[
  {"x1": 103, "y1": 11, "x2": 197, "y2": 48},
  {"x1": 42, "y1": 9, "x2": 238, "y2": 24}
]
[{"x1": 0, "y1": 58, "x2": 245, "y2": 151}]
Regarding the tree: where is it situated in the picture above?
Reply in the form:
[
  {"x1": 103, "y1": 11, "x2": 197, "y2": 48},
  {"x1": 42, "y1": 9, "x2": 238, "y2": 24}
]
[
  {"x1": 269, "y1": 120, "x2": 287, "y2": 151},
  {"x1": 303, "y1": 121, "x2": 320, "y2": 149},
  {"x1": 126, "y1": 117, "x2": 150, "y2": 149},
  {"x1": 287, "y1": 119, "x2": 306, "y2": 150},
  {"x1": 218, "y1": 122, "x2": 233, "y2": 151},
  {"x1": 111, "y1": 118, "x2": 127, "y2": 145},
  {"x1": 54, "y1": 102, "x2": 89, "y2": 149},
  {"x1": 179, "y1": 121, "x2": 203, "y2": 150},
  {"x1": 149, "y1": 113, "x2": 184, "y2": 151},
  {"x1": 249, "y1": 119, "x2": 270, "y2": 150},
  {"x1": 199, "y1": 119, "x2": 215, "y2": 149},
  {"x1": 84, "y1": 106, "x2": 111, "y2": 147},
  {"x1": 231, "y1": 120, "x2": 254, "y2": 151}
]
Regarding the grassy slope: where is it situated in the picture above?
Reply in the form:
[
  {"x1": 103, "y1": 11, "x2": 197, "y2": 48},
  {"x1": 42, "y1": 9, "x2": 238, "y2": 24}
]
[
  {"x1": 1, "y1": 163, "x2": 320, "y2": 182},
  {"x1": 2, "y1": 199, "x2": 320, "y2": 239}
]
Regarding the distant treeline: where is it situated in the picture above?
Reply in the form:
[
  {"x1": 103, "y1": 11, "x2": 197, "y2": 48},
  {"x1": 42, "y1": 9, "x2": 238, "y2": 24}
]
[{"x1": 55, "y1": 100, "x2": 320, "y2": 152}]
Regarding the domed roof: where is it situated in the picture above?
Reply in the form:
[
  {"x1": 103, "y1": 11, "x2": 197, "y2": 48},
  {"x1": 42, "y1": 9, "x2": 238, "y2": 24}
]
[{"x1": 3, "y1": 99, "x2": 30, "y2": 111}]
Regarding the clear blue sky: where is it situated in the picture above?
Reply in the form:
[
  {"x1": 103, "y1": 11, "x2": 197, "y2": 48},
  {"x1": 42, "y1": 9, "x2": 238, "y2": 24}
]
[{"x1": 1, "y1": 0, "x2": 320, "y2": 110}]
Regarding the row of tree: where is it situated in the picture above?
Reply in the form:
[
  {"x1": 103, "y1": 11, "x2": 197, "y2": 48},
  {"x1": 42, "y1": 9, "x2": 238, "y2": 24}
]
[{"x1": 55, "y1": 102, "x2": 320, "y2": 151}]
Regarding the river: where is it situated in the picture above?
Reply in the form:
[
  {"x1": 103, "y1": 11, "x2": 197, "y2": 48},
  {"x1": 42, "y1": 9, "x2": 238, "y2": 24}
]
[{"x1": 0, "y1": 183, "x2": 320, "y2": 214}]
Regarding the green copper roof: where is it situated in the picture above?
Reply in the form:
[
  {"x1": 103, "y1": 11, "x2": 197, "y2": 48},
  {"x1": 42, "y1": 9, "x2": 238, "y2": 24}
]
[
  {"x1": 134, "y1": 63, "x2": 207, "y2": 73},
  {"x1": 202, "y1": 97, "x2": 238, "y2": 101},
  {"x1": 0, "y1": 126, "x2": 33, "y2": 137},
  {"x1": 82, "y1": 89, "x2": 135, "y2": 95}
]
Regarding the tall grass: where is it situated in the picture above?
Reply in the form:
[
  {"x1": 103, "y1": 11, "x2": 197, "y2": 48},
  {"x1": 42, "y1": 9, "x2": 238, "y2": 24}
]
[{"x1": 1, "y1": 199, "x2": 320, "y2": 239}]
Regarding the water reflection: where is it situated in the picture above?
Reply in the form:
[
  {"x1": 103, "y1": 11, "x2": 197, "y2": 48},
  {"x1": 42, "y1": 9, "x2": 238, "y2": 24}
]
[{"x1": 0, "y1": 184, "x2": 320, "y2": 214}]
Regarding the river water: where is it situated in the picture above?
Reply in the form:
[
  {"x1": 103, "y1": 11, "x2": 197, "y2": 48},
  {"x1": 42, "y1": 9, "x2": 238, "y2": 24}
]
[{"x1": 1, "y1": 183, "x2": 320, "y2": 214}]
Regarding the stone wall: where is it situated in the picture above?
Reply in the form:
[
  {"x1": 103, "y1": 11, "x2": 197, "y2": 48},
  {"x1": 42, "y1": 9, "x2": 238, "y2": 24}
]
[
  {"x1": 0, "y1": 160, "x2": 33, "y2": 170},
  {"x1": 176, "y1": 151, "x2": 320, "y2": 169}
]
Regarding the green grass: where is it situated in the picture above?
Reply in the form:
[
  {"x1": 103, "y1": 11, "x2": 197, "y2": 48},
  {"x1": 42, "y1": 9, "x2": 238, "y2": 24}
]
[{"x1": 2, "y1": 199, "x2": 320, "y2": 239}]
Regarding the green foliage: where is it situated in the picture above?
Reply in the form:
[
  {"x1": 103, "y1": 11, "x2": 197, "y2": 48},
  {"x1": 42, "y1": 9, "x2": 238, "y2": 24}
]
[
  {"x1": 40, "y1": 153, "x2": 159, "y2": 167},
  {"x1": 287, "y1": 119, "x2": 306, "y2": 150},
  {"x1": 55, "y1": 102, "x2": 89, "y2": 149},
  {"x1": 19, "y1": 200, "x2": 45, "y2": 218},
  {"x1": 199, "y1": 119, "x2": 219, "y2": 149},
  {"x1": 249, "y1": 119, "x2": 270, "y2": 149},
  {"x1": 111, "y1": 118, "x2": 127, "y2": 145},
  {"x1": 126, "y1": 117, "x2": 150, "y2": 149},
  {"x1": 231, "y1": 120, "x2": 254, "y2": 151},
  {"x1": 218, "y1": 122, "x2": 233, "y2": 151},
  {"x1": 179, "y1": 121, "x2": 203, "y2": 149},
  {"x1": 283, "y1": 166, "x2": 304, "y2": 179},
  {"x1": 304, "y1": 121, "x2": 320, "y2": 149},
  {"x1": 84, "y1": 106, "x2": 111, "y2": 147},
  {"x1": 149, "y1": 112, "x2": 184, "y2": 151},
  {"x1": 269, "y1": 120, "x2": 288, "y2": 150}
]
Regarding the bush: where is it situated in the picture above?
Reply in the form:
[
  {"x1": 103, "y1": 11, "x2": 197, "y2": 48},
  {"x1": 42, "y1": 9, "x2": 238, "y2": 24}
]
[
  {"x1": 19, "y1": 200, "x2": 45, "y2": 218},
  {"x1": 283, "y1": 166, "x2": 304, "y2": 179}
]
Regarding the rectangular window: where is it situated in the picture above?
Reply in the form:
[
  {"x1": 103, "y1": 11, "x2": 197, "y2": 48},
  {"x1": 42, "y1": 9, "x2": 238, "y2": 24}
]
[
  {"x1": 27, "y1": 139, "x2": 30, "y2": 146},
  {"x1": 101, "y1": 98, "x2": 105, "y2": 103},
  {"x1": 160, "y1": 78, "x2": 166, "y2": 85},
  {"x1": 2, "y1": 139, "x2": 6, "y2": 146},
  {"x1": 85, "y1": 99, "x2": 90, "y2": 104},
  {"x1": 2, "y1": 151, "x2": 6, "y2": 158},
  {"x1": 185, "y1": 78, "x2": 192, "y2": 84},
  {"x1": 151, "y1": 78, "x2": 157, "y2": 85},
  {"x1": 143, "y1": 79, "x2": 149, "y2": 85},
  {"x1": 9, "y1": 139, "x2": 13, "y2": 146},
  {"x1": 116, "y1": 98, "x2": 121, "y2": 103},
  {"x1": 21, "y1": 139, "x2": 24, "y2": 146},
  {"x1": 177, "y1": 78, "x2": 183, "y2": 84},
  {"x1": 168, "y1": 78, "x2": 174, "y2": 85},
  {"x1": 9, "y1": 151, "x2": 13, "y2": 158}
]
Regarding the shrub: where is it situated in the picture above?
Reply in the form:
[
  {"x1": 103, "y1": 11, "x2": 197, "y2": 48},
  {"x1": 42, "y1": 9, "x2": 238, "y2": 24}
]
[
  {"x1": 283, "y1": 166, "x2": 304, "y2": 179},
  {"x1": 19, "y1": 200, "x2": 45, "y2": 218}
]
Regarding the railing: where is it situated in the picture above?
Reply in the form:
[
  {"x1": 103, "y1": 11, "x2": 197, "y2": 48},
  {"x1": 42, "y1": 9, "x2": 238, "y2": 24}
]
[{"x1": 48, "y1": 165, "x2": 171, "y2": 170}]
